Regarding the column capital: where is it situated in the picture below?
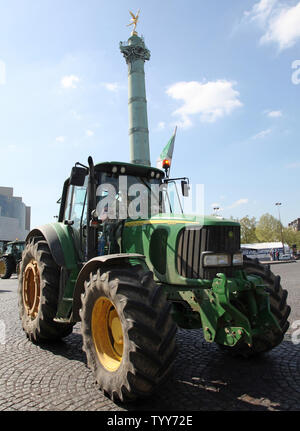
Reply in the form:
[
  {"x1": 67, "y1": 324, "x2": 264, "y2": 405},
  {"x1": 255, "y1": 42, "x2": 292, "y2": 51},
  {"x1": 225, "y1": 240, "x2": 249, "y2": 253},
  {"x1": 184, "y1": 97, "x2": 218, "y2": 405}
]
[{"x1": 120, "y1": 36, "x2": 150, "y2": 64}]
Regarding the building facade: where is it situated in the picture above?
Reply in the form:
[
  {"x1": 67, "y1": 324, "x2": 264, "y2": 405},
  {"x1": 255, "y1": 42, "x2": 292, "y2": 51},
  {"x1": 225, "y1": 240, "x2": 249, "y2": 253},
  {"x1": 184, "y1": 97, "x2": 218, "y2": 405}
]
[
  {"x1": 0, "y1": 187, "x2": 31, "y2": 242},
  {"x1": 288, "y1": 218, "x2": 300, "y2": 231}
]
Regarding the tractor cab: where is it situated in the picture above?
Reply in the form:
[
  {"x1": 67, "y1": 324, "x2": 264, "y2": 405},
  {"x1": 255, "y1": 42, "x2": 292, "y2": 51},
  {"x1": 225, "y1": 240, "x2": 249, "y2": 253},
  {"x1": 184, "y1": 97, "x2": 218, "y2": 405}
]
[
  {"x1": 6, "y1": 241, "x2": 25, "y2": 257},
  {"x1": 5, "y1": 241, "x2": 25, "y2": 260},
  {"x1": 58, "y1": 159, "x2": 190, "y2": 262}
]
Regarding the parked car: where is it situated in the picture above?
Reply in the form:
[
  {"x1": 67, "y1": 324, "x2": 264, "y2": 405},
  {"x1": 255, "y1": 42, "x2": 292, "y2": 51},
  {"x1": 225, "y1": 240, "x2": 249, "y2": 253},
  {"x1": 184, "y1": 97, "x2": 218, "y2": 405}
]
[{"x1": 279, "y1": 253, "x2": 292, "y2": 261}]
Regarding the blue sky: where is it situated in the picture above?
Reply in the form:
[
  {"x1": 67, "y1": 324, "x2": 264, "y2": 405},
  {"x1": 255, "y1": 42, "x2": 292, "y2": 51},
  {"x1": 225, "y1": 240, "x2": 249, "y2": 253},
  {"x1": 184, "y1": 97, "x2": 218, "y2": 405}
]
[{"x1": 0, "y1": 0, "x2": 299, "y2": 228}]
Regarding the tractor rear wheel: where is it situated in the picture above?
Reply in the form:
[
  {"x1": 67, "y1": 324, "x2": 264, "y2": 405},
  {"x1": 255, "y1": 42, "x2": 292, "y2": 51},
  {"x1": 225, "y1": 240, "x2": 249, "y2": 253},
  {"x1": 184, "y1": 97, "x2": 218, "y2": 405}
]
[
  {"x1": 18, "y1": 237, "x2": 74, "y2": 342},
  {"x1": 219, "y1": 257, "x2": 290, "y2": 358},
  {"x1": 0, "y1": 257, "x2": 14, "y2": 279},
  {"x1": 80, "y1": 265, "x2": 177, "y2": 403}
]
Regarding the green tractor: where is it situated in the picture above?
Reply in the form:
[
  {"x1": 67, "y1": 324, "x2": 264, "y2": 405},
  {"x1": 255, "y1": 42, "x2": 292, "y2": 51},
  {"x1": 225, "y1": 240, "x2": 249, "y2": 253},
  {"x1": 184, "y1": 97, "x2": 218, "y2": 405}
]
[
  {"x1": 18, "y1": 158, "x2": 290, "y2": 402},
  {"x1": 0, "y1": 240, "x2": 25, "y2": 279}
]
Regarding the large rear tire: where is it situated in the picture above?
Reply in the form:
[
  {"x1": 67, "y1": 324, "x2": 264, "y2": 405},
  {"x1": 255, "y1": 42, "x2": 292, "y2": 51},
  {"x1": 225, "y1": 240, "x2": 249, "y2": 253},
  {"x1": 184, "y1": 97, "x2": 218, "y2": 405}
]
[
  {"x1": 18, "y1": 237, "x2": 74, "y2": 342},
  {"x1": 80, "y1": 265, "x2": 177, "y2": 403},
  {"x1": 219, "y1": 257, "x2": 291, "y2": 358},
  {"x1": 0, "y1": 257, "x2": 14, "y2": 279}
]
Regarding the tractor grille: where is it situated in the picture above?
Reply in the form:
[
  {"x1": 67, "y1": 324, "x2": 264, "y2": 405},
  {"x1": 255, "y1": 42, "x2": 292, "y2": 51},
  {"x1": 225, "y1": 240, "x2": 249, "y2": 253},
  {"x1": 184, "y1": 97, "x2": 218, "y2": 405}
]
[{"x1": 177, "y1": 225, "x2": 241, "y2": 280}]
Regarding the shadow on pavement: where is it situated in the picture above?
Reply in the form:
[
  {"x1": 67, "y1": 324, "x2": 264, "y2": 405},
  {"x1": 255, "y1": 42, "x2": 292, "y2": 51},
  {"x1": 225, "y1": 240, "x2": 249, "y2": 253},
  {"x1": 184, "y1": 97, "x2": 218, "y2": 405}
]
[
  {"x1": 36, "y1": 329, "x2": 87, "y2": 364},
  {"x1": 129, "y1": 336, "x2": 300, "y2": 411},
  {"x1": 36, "y1": 327, "x2": 300, "y2": 411}
]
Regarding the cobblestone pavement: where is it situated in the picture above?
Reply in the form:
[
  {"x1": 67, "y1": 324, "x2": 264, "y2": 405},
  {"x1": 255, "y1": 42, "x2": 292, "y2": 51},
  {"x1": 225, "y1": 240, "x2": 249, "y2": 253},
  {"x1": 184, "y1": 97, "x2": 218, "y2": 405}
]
[{"x1": 0, "y1": 263, "x2": 299, "y2": 411}]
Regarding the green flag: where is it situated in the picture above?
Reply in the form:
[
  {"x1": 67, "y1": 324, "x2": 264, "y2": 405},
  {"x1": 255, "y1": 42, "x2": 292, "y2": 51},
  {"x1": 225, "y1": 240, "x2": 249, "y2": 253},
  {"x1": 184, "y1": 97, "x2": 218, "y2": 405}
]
[{"x1": 156, "y1": 126, "x2": 177, "y2": 170}]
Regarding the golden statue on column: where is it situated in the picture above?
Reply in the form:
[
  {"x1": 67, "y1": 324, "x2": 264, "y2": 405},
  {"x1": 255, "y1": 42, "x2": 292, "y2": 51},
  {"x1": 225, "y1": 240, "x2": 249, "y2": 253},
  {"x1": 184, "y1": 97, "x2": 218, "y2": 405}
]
[{"x1": 127, "y1": 9, "x2": 140, "y2": 35}]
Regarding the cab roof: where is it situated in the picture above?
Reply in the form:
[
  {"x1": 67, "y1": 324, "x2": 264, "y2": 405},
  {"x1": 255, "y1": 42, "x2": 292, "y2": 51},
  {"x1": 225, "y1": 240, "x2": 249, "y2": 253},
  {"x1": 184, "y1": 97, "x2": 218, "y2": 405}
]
[
  {"x1": 7, "y1": 241, "x2": 25, "y2": 245},
  {"x1": 94, "y1": 161, "x2": 165, "y2": 179}
]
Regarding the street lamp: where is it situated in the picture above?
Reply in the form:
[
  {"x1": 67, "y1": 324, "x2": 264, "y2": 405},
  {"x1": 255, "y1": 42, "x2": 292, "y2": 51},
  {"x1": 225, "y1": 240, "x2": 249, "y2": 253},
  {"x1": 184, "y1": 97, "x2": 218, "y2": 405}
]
[
  {"x1": 275, "y1": 203, "x2": 285, "y2": 253},
  {"x1": 213, "y1": 207, "x2": 220, "y2": 216}
]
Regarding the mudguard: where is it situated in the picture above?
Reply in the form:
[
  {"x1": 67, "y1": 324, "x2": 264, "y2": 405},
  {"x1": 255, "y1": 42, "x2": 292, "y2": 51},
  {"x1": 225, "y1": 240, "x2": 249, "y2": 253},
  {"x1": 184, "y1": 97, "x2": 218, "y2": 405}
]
[
  {"x1": 26, "y1": 223, "x2": 80, "y2": 270},
  {"x1": 72, "y1": 253, "x2": 146, "y2": 321}
]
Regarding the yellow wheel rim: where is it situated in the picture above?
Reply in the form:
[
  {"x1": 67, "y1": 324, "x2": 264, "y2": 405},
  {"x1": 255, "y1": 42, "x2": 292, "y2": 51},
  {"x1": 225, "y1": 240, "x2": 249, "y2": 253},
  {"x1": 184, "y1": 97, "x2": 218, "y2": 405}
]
[
  {"x1": 22, "y1": 260, "x2": 41, "y2": 319},
  {"x1": 91, "y1": 297, "x2": 124, "y2": 372},
  {"x1": 0, "y1": 260, "x2": 5, "y2": 276}
]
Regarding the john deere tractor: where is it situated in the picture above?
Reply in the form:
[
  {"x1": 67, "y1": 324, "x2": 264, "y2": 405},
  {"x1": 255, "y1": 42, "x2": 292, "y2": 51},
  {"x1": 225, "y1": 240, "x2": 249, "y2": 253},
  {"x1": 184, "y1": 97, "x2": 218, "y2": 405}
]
[
  {"x1": 18, "y1": 23, "x2": 290, "y2": 403},
  {"x1": 0, "y1": 240, "x2": 25, "y2": 279},
  {"x1": 18, "y1": 157, "x2": 290, "y2": 402}
]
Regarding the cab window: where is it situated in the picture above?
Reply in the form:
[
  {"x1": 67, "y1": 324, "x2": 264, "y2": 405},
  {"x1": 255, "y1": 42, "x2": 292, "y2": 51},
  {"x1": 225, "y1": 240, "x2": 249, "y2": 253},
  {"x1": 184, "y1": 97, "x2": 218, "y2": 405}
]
[{"x1": 64, "y1": 176, "x2": 88, "y2": 230}]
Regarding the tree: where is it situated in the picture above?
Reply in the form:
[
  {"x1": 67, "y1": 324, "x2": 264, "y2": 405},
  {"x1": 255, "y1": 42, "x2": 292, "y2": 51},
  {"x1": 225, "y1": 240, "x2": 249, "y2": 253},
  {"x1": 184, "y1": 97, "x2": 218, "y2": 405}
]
[
  {"x1": 239, "y1": 216, "x2": 258, "y2": 244},
  {"x1": 255, "y1": 213, "x2": 282, "y2": 242},
  {"x1": 282, "y1": 227, "x2": 300, "y2": 248}
]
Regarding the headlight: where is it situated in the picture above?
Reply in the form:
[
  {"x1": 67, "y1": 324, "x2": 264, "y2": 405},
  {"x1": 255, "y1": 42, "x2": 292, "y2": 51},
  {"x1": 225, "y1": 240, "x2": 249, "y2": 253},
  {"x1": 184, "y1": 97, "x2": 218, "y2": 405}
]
[
  {"x1": 232, "y1": 252, "x2": 243, "y2": 266},
  {"x1": 203, "y1": 253, "x2": 230, "y2": 267}
]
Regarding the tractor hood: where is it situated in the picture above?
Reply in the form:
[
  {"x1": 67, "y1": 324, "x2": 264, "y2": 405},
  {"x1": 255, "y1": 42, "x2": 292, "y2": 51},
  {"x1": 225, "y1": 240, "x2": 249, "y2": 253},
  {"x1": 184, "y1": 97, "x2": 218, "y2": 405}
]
[
  {"x1": 122, "y1": 213, "x2": 241, "y2": 286},
  {"x1": 124, "y1": 213, "x2": 240, "y2": 228}
]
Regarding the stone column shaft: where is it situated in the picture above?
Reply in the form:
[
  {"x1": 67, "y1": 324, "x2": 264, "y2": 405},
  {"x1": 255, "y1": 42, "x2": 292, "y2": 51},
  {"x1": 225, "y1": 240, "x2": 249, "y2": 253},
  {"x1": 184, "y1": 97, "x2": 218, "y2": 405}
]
[{"x1": 120, "y1": 34, "x2": 151, "y2": 166}]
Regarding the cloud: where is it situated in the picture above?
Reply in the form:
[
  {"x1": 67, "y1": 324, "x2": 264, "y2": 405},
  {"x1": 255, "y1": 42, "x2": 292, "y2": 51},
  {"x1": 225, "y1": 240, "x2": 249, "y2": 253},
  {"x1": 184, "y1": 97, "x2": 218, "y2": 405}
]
[
  {"x1": 285, "y1": 161, "x2": 300, "y2": 169},
  {"x1": 246, "y1": 0, "x2": 300, "y2": 50},
  {"x1": 262, "y1": 2, "x2": 300, "y2": 50},
  {"x1": 245, "y1": 0, "x2": 278, "y2": 24},
  {"x1": 55, "y1": 136, "x2": 66, "y2": 143},
  {"x1": 102, "y1": 82, "x2": 121, "y2": 92},
  {"x1": 61, "y1": 75, "x2": 80, "y2": 89},
  {"x1": 85, "y1": 129, "x2": 94, "y2": 137},
  {"x1": 157, "y1": 121, "x2": 166, "y2": 130},
  {"x1": 252, "y1": 128, "x2": 272, "y2": 139},
  {"x1": 166, "y1": 80, "x2": 242, "y2": 128},
  {"x1": 266, "y1": 110, "x2": 282, "y2": 118},
  {"x1": 228, "y1": 198, "x2": 249, "y2": 209},
  {"x1": 71, "y1": 110, "x2": 82, "y2": 120}
]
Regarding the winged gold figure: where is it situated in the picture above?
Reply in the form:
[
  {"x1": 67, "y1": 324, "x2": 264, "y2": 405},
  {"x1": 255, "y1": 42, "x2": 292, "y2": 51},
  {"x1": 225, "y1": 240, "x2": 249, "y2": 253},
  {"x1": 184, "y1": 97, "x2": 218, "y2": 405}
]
[{"x1": 127, "y1": 9, "x2": 141, "y2": 33}]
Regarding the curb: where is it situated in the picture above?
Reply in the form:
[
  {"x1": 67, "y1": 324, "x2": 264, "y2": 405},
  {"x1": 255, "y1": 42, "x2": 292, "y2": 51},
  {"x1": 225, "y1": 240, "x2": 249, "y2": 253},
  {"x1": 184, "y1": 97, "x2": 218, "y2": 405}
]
[{"x1": 260, "y1": 260, "x2": 297, "y2": 265}]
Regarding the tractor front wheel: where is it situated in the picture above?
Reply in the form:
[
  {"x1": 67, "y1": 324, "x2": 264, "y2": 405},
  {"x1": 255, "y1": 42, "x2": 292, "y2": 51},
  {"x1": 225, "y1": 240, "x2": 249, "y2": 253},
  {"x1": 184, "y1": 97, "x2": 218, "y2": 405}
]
[{"x1": 80, "y1": 266, "x2": 177, "y2": 403}]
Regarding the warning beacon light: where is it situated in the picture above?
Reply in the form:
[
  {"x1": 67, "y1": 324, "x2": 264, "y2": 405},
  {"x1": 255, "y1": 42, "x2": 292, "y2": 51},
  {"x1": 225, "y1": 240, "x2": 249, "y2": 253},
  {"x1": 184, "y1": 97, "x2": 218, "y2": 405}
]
[{"x1": 162, "y1": 159, "x2": 171, "y2": 170}]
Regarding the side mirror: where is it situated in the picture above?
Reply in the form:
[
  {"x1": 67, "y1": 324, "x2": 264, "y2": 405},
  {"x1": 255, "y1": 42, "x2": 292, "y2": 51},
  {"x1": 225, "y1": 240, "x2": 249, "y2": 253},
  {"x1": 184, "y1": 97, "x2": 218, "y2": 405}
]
[
  {"x1": 69, "y1": 166, "x2": 87, "y2": 186},
  {"x1": 181, "y1": 180, "x2": 190, "y2": 197}
]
